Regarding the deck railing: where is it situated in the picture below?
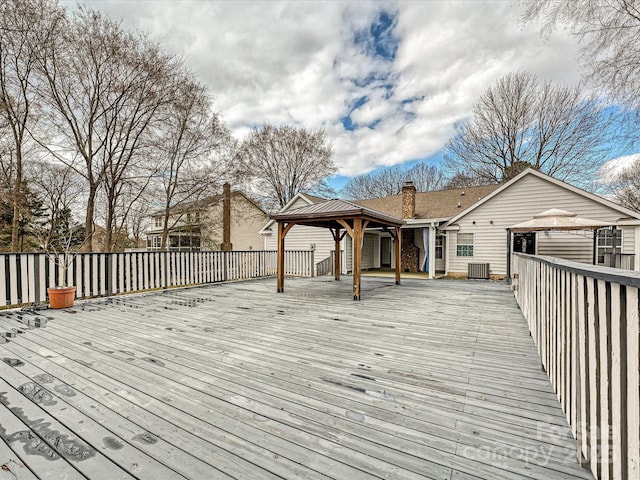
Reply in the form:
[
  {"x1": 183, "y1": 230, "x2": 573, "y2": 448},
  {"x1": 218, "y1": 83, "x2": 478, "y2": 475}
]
[
  {"x1": 511, "y1": 253, "x2": 640, "y2": 480},
  {"x1": 316, "y1": 255, "x2": 333, "y2": 276},
  {"x1": 0, "y1": 250, "x2": 314, "y2": 308}
]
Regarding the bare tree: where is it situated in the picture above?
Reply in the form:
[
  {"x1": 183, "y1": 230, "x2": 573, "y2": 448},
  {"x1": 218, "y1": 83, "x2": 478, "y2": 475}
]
[
  {"x1": 98, "y1": 39, "x2": 184, "y2": 251},
  {"x1": 29, "y1": 160, "x2": 82, "y2": 250},
  {"x1": 443, "y1": 172, "x2": 496, "y2": 190},
  {"x1": 408, "y1": 162, "x2": 447, "y2": 192},
  {"x1": 443, "y1": 71, "x2": 610, "y2": 185},
  {"x1": 0, "y1": 0, "x2": 61, "y2": 251},
  {"x1": 235, "y1": 124, "x2": 335, "y2": 210},
  {"x1": 154, "y1": 79, "x2": 232, "y2": 250},
  {"x1": 38, "y1": 8, "x2": 181, "y2": 250},
  {"x1": 521, "y1": 0, "x2": 640, "y2": 109},
  {"x1": 611, "y1": 158, "x2": 640, "y2": 212},
  {"x1": 342, "y1": 162, "x2": 445, "y2": 199}
]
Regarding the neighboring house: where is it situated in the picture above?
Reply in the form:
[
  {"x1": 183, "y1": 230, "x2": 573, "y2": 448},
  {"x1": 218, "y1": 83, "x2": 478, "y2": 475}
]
[
  {"x1": 260, "y1": 168, "x2": 640, "y2": 278},
  {"x1": 90, "y1": 224, "x2": 137, "y2": 252},
  {"x1": 147, "y1": 188, "x2": 267, "y2": 251}
]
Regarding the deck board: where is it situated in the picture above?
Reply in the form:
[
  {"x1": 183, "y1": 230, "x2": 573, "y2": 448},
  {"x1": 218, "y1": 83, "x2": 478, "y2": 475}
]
[{"x1": 0, "y1": 277, "x2": 593, "y2": 479}]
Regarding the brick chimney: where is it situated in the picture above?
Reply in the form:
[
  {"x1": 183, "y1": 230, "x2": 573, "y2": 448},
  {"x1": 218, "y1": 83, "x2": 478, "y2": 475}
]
[
  {"x1": 220, "y1": 183, "x2": 233, "y2": 251},
  {"x1": 402, "y1": 181, "x2": 416, "y2": 219}
]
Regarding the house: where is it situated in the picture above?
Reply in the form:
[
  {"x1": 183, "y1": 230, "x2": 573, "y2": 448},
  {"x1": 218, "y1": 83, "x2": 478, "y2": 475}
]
[
  {"x1": 260, "y1": 168, "x2": 640, "y2": 278},
  {"x1": 90, "y1": 224, "x2": 142, "y2": 252},
  {"x1": 147, "y1": 185, "x2": 267, "y2": 251}
]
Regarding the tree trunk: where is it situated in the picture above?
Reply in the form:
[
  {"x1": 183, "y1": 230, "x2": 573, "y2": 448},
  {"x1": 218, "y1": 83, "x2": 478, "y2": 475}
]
[
  {"x1": 10, "y1": 150, "x2": 22, "y2": 252},
  {"x1": 84, "y1": 185, "x2": 96, "y2": 252},
  {"x1": 161, "y1": 207, "x2": 171, "y2": 250},
  {"x1": 105, "y1": 216, "x2": 112, "y2": 252}
]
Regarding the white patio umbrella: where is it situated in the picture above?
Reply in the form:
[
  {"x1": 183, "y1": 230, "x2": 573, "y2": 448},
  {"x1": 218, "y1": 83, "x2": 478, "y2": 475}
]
[
  {"x1": 506, "y1": 209, "x2": 616, "y2": 277},
  {"x1": 508, "y1": 208, "x2": 613, "y2": 232}
]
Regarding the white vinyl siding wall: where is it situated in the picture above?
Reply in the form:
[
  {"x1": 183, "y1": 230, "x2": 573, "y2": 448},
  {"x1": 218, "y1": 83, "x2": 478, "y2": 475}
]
[
  {"x1": 622, "y1": 226, "x2": 636, "y2": 255},
  {"x1": 537, "y1": 232, "x2": 592, "y2": 264},
  {"x1": 446, "y1": 174, "x2": 638, "y2": 276},
  {"x1": 263, "y1": 224, "x2": 347, "y2": 274},
  {"x1": 343, "y1": 233, "x2": 380, "y2": 272}
]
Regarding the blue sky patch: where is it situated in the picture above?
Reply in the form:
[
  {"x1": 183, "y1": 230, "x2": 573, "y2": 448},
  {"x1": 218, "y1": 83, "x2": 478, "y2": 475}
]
[
  {"x1": 342, "y1": 96, "x2": 368, "y2": 131},
  {"x1": 354, "y1": 11, "x2": 398, "y2": 62}
]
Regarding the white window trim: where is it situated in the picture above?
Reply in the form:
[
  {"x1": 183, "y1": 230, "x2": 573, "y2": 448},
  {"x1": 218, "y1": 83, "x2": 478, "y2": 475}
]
[
  {"x1": 456, "y1": 232, "x2": 474, "y2": 257},
  {"x1": 596, "y1": 228, "x2": 622, "y2": 264}
]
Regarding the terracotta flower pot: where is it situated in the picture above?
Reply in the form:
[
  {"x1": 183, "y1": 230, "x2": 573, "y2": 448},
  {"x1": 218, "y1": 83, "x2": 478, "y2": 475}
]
[{"x1": 47, "y1": 286, "x2": 76, "y2": 309}]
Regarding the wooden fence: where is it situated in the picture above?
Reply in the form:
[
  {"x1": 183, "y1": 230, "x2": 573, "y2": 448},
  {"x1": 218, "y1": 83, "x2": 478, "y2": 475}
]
[
  {"x1": 0, "y1": 250, "x2": 314, "y2": 308},
  {"x1": 511, "y1": 253, "x2": 640, "y2": 480}
]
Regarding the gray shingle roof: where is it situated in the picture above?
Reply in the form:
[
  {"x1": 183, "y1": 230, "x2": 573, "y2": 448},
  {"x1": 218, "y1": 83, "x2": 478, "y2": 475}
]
[{"x1": 356, "y1": 184, "x2": 500, "y2": 220}]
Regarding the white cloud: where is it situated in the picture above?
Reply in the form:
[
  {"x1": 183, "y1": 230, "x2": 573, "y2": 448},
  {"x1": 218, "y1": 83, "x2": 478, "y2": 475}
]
[
  {"x1": 62, "y1": 0, "x2": 589, "y2": 177},
  {"x1": 598, "y1": 153, "x2": 640, "y2": 185}
]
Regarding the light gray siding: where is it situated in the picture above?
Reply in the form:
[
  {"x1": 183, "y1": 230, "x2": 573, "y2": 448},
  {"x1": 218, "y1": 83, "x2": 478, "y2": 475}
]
[
  {"x1": 537, "y1": 232, "x2": 592, "y2": 264},
  {"x1": 446, "y1": 174, "x2": 638, "y2": 276},
  {"x1": 264, "y1": 224, "x2": 347, "y2": 274},
  {"x1": 362, "y1": 233, "x2": 376, "y2": 269},
  {"x1": 622, "y1": 226, "x2": 636, "y2": 254},
  {"x1": 201, "y1": 196, "x2": 267, "y2": 251},
  {"x1": 287, "y1": 197, "x2": 313, "y2": 210}
]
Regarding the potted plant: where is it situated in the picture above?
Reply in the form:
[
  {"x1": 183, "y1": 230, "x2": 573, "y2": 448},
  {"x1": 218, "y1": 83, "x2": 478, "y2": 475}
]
[{"x1": 40, "y1": 221, "x2": 85, "y2": 309}]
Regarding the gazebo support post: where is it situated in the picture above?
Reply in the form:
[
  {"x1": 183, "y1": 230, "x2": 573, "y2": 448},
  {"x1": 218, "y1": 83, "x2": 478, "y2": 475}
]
[
  {"x1": 330, "y1": 228, "x2": 342, "y2": 281},
  {"x1": 277, "y1": 222, "x2": 285, "y2": 292},
  {"x1": 334, "y1": 236, "x2": 341, "y2": 280},
  {"x1": 270, "y1": 199, "x2": 405, "y2": 300},
  {"x1": 394, "y1": 226, "x2": 402, "y2": 285},
  {"x1": 353, "y1": 218, "x2": 362, "y2": 300}
]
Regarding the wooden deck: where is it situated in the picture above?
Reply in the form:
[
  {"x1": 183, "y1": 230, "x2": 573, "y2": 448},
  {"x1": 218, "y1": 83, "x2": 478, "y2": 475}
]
[{"x1": 0, "y1": 277, "x2": 593, "y2": 479}]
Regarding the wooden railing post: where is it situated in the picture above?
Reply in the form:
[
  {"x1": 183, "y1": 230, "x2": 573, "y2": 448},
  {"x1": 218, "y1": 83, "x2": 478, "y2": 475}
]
[
  {"x1": 33, "y1": 253, "x2": 41, "y2": 305},
  {"x1": 511, "y1": 253, "x2": 640, "y2": 479},
  {"x1": 106, "y1": 253, "x2": 113, "y2": 297}
]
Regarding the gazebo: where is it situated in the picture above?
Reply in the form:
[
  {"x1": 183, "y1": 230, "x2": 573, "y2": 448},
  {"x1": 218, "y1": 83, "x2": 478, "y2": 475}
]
[
  {"x1": 270, "y1": 199, "x2": 405, "y2": 300},
  {"x1": 506, "y1": 208, "x2": 614, "y2": 277}
]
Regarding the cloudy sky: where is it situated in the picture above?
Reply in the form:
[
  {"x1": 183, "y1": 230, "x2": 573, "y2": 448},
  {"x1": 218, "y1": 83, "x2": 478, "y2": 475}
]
[{"x1": 65, "y1": 0, "x2": 633, "y2": 189}]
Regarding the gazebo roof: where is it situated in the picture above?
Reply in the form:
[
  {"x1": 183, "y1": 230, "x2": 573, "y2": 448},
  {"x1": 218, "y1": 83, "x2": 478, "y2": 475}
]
[
  {"x1": 270, "y1": 198, "x2": 405, "y2": 229},
  {"x1": 508, "y1": 209, "x2": 614, "y2": 232}
]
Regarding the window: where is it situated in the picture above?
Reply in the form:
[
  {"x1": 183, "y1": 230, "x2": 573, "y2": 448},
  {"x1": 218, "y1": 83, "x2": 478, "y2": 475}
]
[
  {"x1": 435, "y1": 235, "x2": 444, "y2": 259},
  {"x1": 147, "y1": 236, "x2": 161, "y2": 250},
  {"x1": 597, "y1": 228, "x2": 622, "y2": 264},
  {"x1": 456, "y1": 233, "x2": 474, "y2": 257},
  {"x1": 153, "y1": 216, "x2": 162, "y2": 228},
  {"x1": 186, "y1": 212, "x2": 200, "y2": 224}
]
